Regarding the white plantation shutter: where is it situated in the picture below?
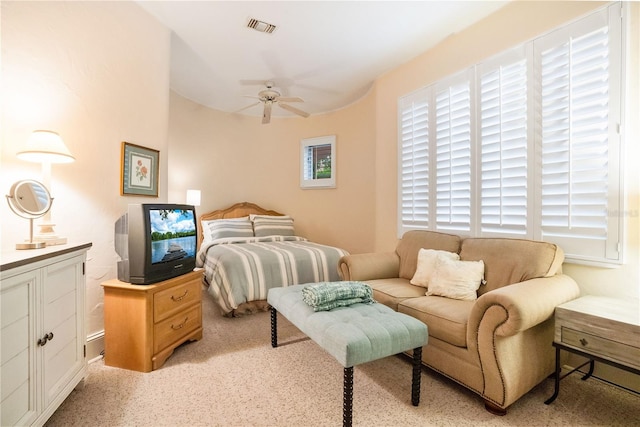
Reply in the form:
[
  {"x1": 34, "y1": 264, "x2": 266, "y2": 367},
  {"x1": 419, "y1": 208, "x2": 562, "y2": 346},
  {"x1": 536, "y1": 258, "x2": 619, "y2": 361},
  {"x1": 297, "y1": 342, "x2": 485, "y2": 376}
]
[
  {"x1": 398, "y1": 89, "x2": 430, "y2": 233},
  {"x1": 302, "y1": 147, "x2": 314, "y2": 179},
  {"x1": 435, "y1": 74, "x2": 471, "y2": 232},
  {"x1": 396, "y1": 3, "x2": 624, "y2": 265},
  {"x1": 479, "y1": 50, "x2": 529, "y2": 235},
  {"x1": 535, "y1": 4, "x2": 622, "y2": 262}
]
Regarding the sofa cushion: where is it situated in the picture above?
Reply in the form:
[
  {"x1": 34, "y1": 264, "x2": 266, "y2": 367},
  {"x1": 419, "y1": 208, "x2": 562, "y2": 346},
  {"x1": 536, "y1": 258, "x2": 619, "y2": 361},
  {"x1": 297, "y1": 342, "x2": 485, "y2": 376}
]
[
  {"x1": 459, "y1": 238, "x2": 564, "y2": 296},
  {"x1": 364, "y1": 278, "x2": 426, "y2": 311},
  {"x1": 396, "y1": 230, "x2": 461, "y2": 280},
  {"x1": 426, "y1": 258, "x2": 485, "y2": 301},
  {"x1": 410, "y1": 249, "x2": 460, "y2": 288},
  {"x1": 399, "y1": 296, "x2": 474, "y2": 348}
]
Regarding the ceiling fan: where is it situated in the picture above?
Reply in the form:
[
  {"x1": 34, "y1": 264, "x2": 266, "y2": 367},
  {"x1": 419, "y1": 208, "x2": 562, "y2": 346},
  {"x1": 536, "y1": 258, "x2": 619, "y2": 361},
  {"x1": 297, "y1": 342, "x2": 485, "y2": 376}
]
[{"x1": 238, "y1": 81, "x2": 310, "y2": 124}]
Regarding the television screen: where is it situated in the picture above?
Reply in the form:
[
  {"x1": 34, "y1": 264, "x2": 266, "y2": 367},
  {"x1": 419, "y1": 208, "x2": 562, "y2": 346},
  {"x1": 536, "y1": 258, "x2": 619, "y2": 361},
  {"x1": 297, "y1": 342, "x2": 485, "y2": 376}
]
[{"x1": 148, "y1": 208, "x2": 197, "y2": 265}]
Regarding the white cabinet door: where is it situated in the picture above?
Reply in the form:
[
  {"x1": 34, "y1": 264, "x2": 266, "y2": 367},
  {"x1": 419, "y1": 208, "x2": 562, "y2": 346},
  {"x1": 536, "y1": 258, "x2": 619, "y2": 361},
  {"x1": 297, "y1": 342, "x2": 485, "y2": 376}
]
[
  {"x1": 0, "y1": 271, "x2": 38, "y2": 427},
  {"x1": 41, "y1": 255, "x2": 86, "y2": 409}
]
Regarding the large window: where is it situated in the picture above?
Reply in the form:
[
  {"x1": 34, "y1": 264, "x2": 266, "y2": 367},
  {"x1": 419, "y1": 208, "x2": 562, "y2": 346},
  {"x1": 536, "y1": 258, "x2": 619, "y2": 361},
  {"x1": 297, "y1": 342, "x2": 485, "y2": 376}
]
[{"x1": 398, "y1": 3, "x2": 624, "y2": 265}]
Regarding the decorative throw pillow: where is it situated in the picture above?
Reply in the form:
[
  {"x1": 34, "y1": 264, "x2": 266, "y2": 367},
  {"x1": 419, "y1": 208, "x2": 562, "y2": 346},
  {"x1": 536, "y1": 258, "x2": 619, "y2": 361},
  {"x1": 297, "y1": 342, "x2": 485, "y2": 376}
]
[
  {"x1": 202, "y1": 217, "x2": 253, "y2": 242},
  {"x1": 251, "y1": 215, "x2": 295, "y2": 237},
  {"x1": 410, "y1": 249, "x2": 460, "y2": 288},
  {"x1": 426, "y1": 257, "x2": 485, "y2": 301}
]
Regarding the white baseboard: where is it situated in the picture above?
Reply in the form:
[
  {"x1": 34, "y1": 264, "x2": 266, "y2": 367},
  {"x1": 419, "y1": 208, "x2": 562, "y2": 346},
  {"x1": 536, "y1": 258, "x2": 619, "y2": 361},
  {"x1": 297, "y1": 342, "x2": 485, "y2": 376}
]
[{"x1": 86, "y1": 330, "x2": 105, "y2": 363}]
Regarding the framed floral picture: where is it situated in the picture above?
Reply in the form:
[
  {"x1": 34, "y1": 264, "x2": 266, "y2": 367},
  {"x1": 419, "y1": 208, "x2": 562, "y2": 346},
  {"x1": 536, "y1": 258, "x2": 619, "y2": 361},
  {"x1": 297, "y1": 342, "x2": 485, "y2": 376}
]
[{"x1": 120, "y1": 141, "x2": 159, "y2": 197}]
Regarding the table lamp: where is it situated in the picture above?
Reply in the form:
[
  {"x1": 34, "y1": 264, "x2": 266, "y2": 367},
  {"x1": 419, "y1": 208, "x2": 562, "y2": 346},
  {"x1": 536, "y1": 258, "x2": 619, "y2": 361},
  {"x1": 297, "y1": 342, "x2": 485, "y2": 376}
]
[
  {"x1": 16, "y1": 130, "x2": 75, "y2": 245},
  {"x1": 186, "y1": 189, "x2": 201, "y2": 207}
]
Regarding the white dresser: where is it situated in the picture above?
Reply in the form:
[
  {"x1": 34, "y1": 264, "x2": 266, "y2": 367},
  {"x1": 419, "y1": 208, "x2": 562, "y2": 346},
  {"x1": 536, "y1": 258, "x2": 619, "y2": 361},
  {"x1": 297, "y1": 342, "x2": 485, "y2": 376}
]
[{"x1": 1, "y1": 242, "x2": 92, "y2": 426}]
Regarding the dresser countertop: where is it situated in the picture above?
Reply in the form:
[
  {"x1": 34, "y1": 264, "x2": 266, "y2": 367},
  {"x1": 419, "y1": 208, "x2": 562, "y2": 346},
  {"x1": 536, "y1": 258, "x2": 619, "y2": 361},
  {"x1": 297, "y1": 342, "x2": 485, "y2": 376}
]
[{"x1": 0, "y1": 242, "x2": 93, "y2": 272}]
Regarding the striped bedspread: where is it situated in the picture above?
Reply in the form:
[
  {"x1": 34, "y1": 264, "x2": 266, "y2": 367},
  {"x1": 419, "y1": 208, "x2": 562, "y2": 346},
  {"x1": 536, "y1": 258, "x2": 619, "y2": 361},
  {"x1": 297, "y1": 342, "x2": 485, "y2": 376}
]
[{"x1": 196, "y1": 236, "x2": 349, "y2": 315}]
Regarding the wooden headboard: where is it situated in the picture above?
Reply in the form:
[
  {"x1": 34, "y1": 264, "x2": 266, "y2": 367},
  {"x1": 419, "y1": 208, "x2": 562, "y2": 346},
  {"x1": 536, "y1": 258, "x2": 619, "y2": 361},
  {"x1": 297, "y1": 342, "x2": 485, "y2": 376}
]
[{"x1": 198, "y1": 202, "x2": 284, "y2": 246}]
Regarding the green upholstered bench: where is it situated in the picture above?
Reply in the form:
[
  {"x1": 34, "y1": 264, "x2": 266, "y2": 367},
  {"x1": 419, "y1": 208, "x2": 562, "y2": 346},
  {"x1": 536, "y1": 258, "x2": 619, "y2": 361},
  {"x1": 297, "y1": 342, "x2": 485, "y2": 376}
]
[{"x1": 267, "y1": 284, "x2": 428, "y2": 427}]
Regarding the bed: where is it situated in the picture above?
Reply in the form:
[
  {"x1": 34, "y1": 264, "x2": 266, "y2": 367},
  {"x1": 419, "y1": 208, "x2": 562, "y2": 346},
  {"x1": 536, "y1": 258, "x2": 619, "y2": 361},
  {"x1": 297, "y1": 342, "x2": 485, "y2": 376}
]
[{"x1": 196, "y1": 202, "x2": 349, "y2": 316}]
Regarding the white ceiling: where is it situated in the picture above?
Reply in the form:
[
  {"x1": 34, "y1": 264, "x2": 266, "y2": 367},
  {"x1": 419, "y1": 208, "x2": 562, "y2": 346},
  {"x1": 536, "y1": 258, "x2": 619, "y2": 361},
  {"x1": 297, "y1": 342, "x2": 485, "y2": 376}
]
[{"x1": 137, "y1": 1, "x2": 508, "y2": 119}]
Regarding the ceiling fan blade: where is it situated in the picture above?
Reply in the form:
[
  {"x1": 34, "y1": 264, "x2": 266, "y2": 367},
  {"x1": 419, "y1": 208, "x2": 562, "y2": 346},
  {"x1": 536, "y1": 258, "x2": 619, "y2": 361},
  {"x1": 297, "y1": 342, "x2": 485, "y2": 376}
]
[
  {"x1": 262, "y1": 101, "x2": 272, "y2": 124},
  {"x1": 277, "y1": 97, "x2": 304, "y2": 103},
  {"x1": 234, "y1": 102, "x2": 261, "y2": 113},
  {"x1": 239, "y1": 79, "x2": 269, "y2": 86},
  {"x1": 278, "y1": 103, "x2": 310, "y2": 118}
]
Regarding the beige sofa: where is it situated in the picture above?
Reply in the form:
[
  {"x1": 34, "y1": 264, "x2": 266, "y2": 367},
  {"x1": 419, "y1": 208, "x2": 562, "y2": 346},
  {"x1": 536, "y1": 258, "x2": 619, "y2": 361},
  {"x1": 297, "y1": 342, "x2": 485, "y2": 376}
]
[{"x1": 337, "y1": 230, "x2": 580, "y2": 414}]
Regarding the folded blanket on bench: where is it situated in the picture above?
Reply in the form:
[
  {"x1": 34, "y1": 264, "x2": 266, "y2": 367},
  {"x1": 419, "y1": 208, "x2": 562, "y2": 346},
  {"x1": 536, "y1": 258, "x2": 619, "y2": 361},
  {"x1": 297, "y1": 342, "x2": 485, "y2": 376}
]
[{"x1": 302, "y1": 281, "x2": 374, "y2": 312}]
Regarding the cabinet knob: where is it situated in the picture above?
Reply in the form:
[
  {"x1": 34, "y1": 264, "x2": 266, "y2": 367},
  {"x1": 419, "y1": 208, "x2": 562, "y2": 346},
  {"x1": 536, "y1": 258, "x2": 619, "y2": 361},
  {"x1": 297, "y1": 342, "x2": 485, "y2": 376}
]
[
  {"x1": 579, "y1": 338, "x2": 588, "y2": 346},
  {"x1": 37, "y1": 332, "x2": 54, "y2": 346}
]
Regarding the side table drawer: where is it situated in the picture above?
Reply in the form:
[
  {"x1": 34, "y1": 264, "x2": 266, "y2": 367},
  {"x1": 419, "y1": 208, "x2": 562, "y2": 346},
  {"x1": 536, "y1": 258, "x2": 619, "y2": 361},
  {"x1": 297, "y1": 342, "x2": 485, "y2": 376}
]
[
  {"x1": 561, "y1": 327, "x2": 640, "y2": 370},
  {"x1": 154, "y1": 279, "x2": 201, "y2": 322},
  {"x1": 154, "y1": 304, "x2": 202, "y2": 353}
]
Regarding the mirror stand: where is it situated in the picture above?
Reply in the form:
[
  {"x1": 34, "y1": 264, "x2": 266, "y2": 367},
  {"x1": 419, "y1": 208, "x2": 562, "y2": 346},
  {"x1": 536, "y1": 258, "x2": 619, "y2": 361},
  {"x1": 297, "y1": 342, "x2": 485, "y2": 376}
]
[{"x1": 16, "y1": 218, "x2": 46, "y2": 250}]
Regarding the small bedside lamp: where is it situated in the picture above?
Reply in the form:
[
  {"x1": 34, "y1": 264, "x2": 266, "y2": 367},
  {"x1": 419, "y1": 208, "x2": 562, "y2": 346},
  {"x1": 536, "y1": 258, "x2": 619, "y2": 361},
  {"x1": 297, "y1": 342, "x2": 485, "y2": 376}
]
[
  {"x1": 186, "y1": 189, "x2": 201, "y2": 207},
  {"x1": 16, "y1": 130, "x2": 75, "y2": 245}
]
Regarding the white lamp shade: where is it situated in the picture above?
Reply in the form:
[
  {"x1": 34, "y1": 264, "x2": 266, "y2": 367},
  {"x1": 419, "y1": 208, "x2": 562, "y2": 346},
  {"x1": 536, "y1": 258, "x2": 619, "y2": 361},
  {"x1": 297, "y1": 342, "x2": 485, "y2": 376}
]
[
  {"x1": 17, "y1": 130, "x2": 75, "y2": 164},
  {"x1": 186, "y1": 189, "x2": 201, "y2": 206}
]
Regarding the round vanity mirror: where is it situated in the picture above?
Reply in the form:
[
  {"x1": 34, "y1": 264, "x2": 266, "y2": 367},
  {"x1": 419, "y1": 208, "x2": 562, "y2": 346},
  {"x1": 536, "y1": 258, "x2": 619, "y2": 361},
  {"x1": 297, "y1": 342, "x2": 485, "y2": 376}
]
[{"x1": 6, "y1": 179, "x2": 53, "y2": 249}]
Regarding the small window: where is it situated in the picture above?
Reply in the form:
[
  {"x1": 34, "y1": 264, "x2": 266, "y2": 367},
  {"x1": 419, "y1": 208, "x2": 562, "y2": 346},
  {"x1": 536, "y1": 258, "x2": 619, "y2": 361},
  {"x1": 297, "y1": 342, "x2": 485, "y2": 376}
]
[{"x1": 300, "y1": 135, "x2": 336, "y2": 189}]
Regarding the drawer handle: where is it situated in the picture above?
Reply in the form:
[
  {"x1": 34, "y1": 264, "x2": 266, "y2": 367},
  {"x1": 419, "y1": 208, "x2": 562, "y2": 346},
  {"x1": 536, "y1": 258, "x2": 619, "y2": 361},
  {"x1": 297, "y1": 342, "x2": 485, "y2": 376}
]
[
  {"x1": 580, "y1": 338, "x2": 588, "y2": 347},
  {"x1": 171, "y1": 290, "x2": 189, "y2": 302},
  {"x1": 171, "y1": 317, "x2": 189, "y2": 330},
  {"x1": 37, "y1": 332, "x2": 54, "y2": 346}
]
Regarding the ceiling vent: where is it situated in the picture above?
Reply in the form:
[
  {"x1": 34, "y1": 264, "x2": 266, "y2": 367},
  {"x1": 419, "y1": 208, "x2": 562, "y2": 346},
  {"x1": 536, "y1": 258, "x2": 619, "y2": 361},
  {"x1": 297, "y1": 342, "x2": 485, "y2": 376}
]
[{"x1": 247, "y1": 18, "x2": 276, "y2": 34}]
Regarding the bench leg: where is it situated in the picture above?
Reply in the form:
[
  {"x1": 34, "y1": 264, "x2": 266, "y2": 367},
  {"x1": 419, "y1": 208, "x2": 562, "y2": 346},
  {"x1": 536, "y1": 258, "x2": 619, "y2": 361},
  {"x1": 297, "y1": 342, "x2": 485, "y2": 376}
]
[
  {"x1": 270, "y1": 307, "x2": 278, "y2": 348},
  {"x1": 412, "y1": 346, "x2": 422, "y2": 406},
  {"x1": 343, "y1": 366, "x2": 353, "y2": 427}
]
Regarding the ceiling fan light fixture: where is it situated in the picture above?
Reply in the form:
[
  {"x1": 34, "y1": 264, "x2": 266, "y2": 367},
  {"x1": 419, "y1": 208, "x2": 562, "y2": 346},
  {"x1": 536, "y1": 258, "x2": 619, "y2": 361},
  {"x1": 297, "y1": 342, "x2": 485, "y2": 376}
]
[
  {"x1": 238, "y1": 82, "x2": 309, "y2": 124},
  {"x1": 247, "y1": 18, "x2": 276, "y2": 34}
]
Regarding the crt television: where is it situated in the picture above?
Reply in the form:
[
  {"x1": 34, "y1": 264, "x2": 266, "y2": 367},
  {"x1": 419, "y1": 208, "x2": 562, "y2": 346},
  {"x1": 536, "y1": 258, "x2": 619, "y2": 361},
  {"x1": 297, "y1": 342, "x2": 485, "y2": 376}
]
[{"x1": 114, "y1": 203, "x2": 198, "y2": 284}]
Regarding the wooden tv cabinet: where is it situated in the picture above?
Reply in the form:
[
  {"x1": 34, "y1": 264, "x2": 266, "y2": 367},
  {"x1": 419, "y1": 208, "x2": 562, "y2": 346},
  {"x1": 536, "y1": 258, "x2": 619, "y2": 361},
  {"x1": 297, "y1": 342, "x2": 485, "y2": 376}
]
[{"x1": 101, "y1": 270, "x2": 203, "y2": 372}]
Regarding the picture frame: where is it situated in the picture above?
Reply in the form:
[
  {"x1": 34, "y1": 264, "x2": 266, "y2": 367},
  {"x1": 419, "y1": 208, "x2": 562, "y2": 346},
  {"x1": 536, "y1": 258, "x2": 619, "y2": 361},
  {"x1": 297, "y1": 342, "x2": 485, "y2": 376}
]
[
  {"x1": 300, "y1": 135, "x2": 336, "y2": 189},
  {"x1": 120, "y1": 141, "x2": 159, "y2": 197}
]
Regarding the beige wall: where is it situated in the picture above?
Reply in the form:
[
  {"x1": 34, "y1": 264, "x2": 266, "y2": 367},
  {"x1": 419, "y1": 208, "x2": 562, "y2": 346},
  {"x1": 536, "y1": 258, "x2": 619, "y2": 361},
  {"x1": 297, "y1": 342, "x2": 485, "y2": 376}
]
[
  {"x1": 0, "y1": 1, "x2": 171, "y2": 336},
  {"x1": 167, "y1": 90, "x2": 377, "y2": 254}
]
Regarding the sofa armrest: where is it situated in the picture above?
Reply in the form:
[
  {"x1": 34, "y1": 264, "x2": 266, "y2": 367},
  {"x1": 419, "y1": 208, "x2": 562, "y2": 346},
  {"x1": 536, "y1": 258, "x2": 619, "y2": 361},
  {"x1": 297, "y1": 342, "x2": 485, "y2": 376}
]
[
  {"x1": 469, "y1": 274, "x2": 580, "y2": 338},
  {"x1": 338, "y1": 252, "x2": 400, "y2": 281},
  {"x1": 468, "y1": 274, "x2": 580, "y2": 409}
]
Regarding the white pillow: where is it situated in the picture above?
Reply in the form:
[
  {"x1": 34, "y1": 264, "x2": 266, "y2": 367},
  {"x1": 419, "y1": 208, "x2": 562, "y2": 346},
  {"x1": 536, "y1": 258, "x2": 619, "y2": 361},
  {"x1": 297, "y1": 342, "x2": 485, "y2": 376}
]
[
  {"x1": 426, "y1": 257, "x2": 485, "y2": 301},
  {"x1": 410, "y1": 249, "x2": 460, "y2": 288}
]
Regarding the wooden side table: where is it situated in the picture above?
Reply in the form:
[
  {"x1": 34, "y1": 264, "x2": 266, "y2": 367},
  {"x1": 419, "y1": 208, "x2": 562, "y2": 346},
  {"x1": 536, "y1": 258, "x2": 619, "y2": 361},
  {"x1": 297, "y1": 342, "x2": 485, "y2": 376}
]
[
  {"x1": 101, "y1": 269, "x2": 204, "y2": 372},
  {"x1": 545, "y1": 295, "x2": 640, "y2": 404}
]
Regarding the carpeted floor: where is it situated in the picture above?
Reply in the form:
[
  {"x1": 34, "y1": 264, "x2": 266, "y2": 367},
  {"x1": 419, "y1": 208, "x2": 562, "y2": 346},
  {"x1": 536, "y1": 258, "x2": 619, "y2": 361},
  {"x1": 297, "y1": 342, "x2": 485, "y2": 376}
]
[{"x1": 46, "y1": 287, "x2": 639, "y2": 427}]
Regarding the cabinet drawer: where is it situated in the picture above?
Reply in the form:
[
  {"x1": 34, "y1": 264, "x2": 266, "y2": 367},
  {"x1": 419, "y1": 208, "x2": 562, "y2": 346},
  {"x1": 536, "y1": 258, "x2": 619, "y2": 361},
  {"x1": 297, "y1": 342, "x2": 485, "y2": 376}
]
[
  {"x1": 154, "y1": 304, "x2": 201, "y2": 353},
  {"x1": 561, "y1": 327, "x2": 640, "y2": 370},
  {"x1": 154, "y1": 280, "x2": 201, "y2": 322}
]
